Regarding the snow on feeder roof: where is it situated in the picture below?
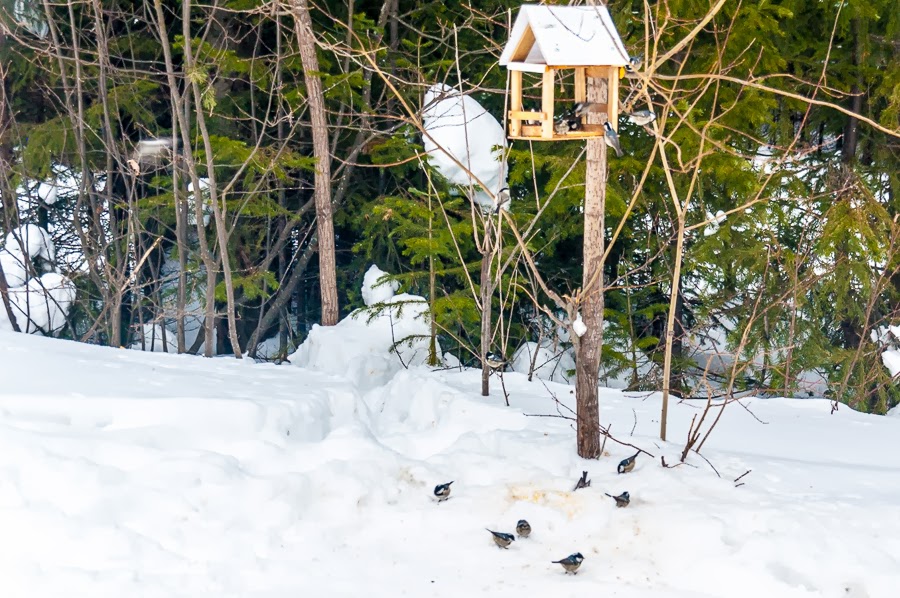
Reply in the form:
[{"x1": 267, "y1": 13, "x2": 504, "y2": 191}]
[{"x1": 499, "y1": 4, "x2": 629, "y2": 71}]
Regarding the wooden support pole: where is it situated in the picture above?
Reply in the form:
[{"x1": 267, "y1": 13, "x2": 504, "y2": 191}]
[
  {"x1": 607, "y1": 66, "x2": 619, "y2": 128},
  {"x1": 510, "y1": 70, "x2": 523, "y2": 137},
  {"x1": 575, "y1": 70, "x2": 607, "y2": 459},
  {"x1": 541, "y1": 68, "x2": 555, "y2": 139},
  {"x1": 575, "y1": 67, "x2": 586, "y2": 103}
]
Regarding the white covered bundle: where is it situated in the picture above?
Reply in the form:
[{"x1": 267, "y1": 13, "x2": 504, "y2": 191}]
[
  {"x1": 422, "y1": 83, "x2": 509, "y2": 211},
  {"x1": 0, "y1": 225, "x2": 74, "y2": 334}
]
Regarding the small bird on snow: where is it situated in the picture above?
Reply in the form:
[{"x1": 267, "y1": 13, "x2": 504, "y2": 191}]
[
  {"x1": 486, "y1": 529, "x2": 515, "y2": 549},
  {"x1": 434, "y1": 481, "x2": 453, "y2": 502},
  {"x1": 604, "y1": 122, "x2": 623, "y2": 157},
  {"x1": 605, "y1": 491, "x2": 631, "y2": 507},
  {"x1": 617, "y1": 451, "x2": 640, "y2": 474},
  {"x1": 484, "y1": 352, "x2": 508, "y2": 371},
  {"x1": 573, "y1": 470, "x2": 591, "y2": 491},
  {"x1": 552, "y1": 552, "x2": 584, "y2": 574},
  {"x1": 516, "y1": 519, "x2": 532, "y2": 538},
  {"x1": 626, "y1": 110, "x2": 657, "y2": 126}
]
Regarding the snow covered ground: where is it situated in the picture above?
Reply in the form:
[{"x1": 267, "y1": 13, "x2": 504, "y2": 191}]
[{"x1": 1, "y1": 329, "x2": 898, "y2": 597}]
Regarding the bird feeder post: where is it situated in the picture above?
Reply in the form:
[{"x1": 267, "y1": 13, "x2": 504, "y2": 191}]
[
  {"x1": 510, "y1": 70, "x2": 523, "y2": 137},
  {"x1": 541, "y1": 69, "x2": 555, "y2": 139},
  {"x1": 498, "y1": 4, "x2": 631, "y2": 460}
]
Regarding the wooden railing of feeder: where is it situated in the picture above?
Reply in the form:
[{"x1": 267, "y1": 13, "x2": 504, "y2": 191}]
[{"x1": 507, "y1": 65, "x2": 619, "y2": 141}]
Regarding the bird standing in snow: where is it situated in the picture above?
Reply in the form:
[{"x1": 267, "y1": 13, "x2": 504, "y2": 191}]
[
  {"x1": 434, "y1": 481, "x2": 453, "y2": 502},
  {"x1": 573, "y1": 470, "x2": 591, "y2": 491},
  {"x1": 484, "y1": 352, "x2": 508, "y2": 371},
  {"x1": 552, "y1": 552, "x2": 584, "y2": 574},
  {"x1": 605, "y1": 491, "x2": 631, "y2": 507},
  {"x1": 516, "y1": 519, "x2": 532, "y2": 538},
  {"x1": 617, "y1": 451, "x2": 640, "y2": 474},
  {"x1": 604, "y1": 122, "x2": 623, "y2": 157},
  {"x1": 626, "y1": 110, "x2": 657, "y2": 126},
  {"x1": 486, "y1": 529, "x2": 515, "y2": 549}
]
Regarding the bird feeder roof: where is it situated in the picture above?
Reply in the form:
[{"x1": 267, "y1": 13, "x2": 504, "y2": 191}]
[{"x1": 499, "y1": 4, "x2": 629, "y2": 70}]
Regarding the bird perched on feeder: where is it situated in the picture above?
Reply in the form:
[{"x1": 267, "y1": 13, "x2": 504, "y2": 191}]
[
  {"x1": 573, "y1": 102, "x2": 605, "y2": 118},
  {"x1": 617, "y1": 451, "x2": 640, "y2": 474},
  {"x1": 573, "y1": 470, "x2": 591, "y2": 491},
  {"x1": 626, "y1": 110, "x2": 657, "y2": 126},
  {"x1": 486, "y1": 529, "x2": 516, "y2": 549},
  {"x1": 620, "y1": 54, "x2": 644, "y2": 78},
  {"x1": 626, "y1": 54, "x2": 643, "y2": 73},
  {"x1": 552, "y1": 552, "x2": 584, "y2": 574},
  {"x1": 605, "y1": 491, "x2": 631, "y2": 507},
  {"x1": 554, "y1": 112, "x2": 580, "y2": 135},
  {"x1": 604, "y1": 122, "x2": 623, "y2": 157},
  {"x1": 516, "y1": 519, "x2": 532, "y2": 538},
  {"x1": 434, "y1": 481, "x2": 453, "y2": 502}
]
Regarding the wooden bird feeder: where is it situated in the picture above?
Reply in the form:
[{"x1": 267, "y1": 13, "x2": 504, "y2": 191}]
[{"x1": 499, "y1": 5, "x2": 630, "y2": 141}]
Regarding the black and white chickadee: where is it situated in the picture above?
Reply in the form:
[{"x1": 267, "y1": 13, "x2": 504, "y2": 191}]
[
  {"x1": 573, "y1": 470, "x2": 591, "y2": 491},
  {"x1": 604, "y1": 122, "x2": 623, "y2": 157},
  {"x1": 486, "y1": 529, "x2": 515, "y2": 549},
  {"x1": 617, "y1": 451, "x2": 640, "y2": 474},
  {"x1": 552, "y1": 552, "x2": 584, "y2": 574},
  {"x1": 434, "y1": 481, "x2": 453, "y2": 501},
  {"x1": 484, "y1": 352, "x2": 508, "y2": 371},
  {"x1": 516, "y1": 519, "x2": 532, "y2": 538},
  {"x1": 625, "y1": 54, "x2": 644, "y2": 73},
  {"x1": 626, "y1": 110, "x2": 657, "y2": 126},
  {"x1": 605, "y1": 491, "x2": 630, "y2": 507},
  {"x1": 493, "y1": 187, "x2": 510, "y2": 213},
  {"x1": 573, "y1": 102, "x2": 605, "y2": 118},
  {"x1": 554, "y1": 115, "x2": 581, "y2": 135}
]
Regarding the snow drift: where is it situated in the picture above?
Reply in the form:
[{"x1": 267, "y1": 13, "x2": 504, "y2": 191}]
[{"x1": 0, "y1": 265, "x2": 898, "y2": 597}]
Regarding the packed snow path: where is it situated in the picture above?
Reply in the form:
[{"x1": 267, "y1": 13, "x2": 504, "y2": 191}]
[{"x1": 1, "y1": 333, "x2": 898, "y2": 597}]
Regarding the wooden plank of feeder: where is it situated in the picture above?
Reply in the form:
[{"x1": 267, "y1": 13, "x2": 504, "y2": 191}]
[
  {"x1": 506, "y1": 62, "x2": 550, "y2": 73},
  {"x1": 585, "y1": 66, "x2": 605, "y2": 79},
  {"x1": 575, "y1": 67, "x2": 586, "y2": 103},
  {"x1": 510, "y1": 123, "x2": 605, "y2": 141},
  {"x1": 541, "y1": 69, "x2": 555, "y2": 139},
  {"x1": 608, "y1": 65, "x2": 619, "y2": 129},
  {"x1": 509, "y1": 131, "x2": 606, "y2": 141},
  {"x1": 510, "y1": 70, "x2": 523, "y2": 137},
  {"x1": 509, "y1": 110, "x2": 545, "y2": 120}
]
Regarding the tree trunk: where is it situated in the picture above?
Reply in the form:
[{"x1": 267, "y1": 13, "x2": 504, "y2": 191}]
[
  {"x1": 575, "y1": 73, "x2": 607, "y2": 459},
  {"x1": 293, "y1": 0, "x2": 339, "y2": 326},
  {"x1": 0, "y1": 32, "x2": 21, "y2": 333},
  {"x1": 669, "y1": 289, "x2": 685, "y2": 397},
  {"x1": 660, "y1": 213, "x2": 686, "y2": 441},
  {"x1": 480, "y1": 220, "x2": 493, "y2": 396},
  {"x1": 841, "y1": 17, "x2": 863, "y2": 165}
]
